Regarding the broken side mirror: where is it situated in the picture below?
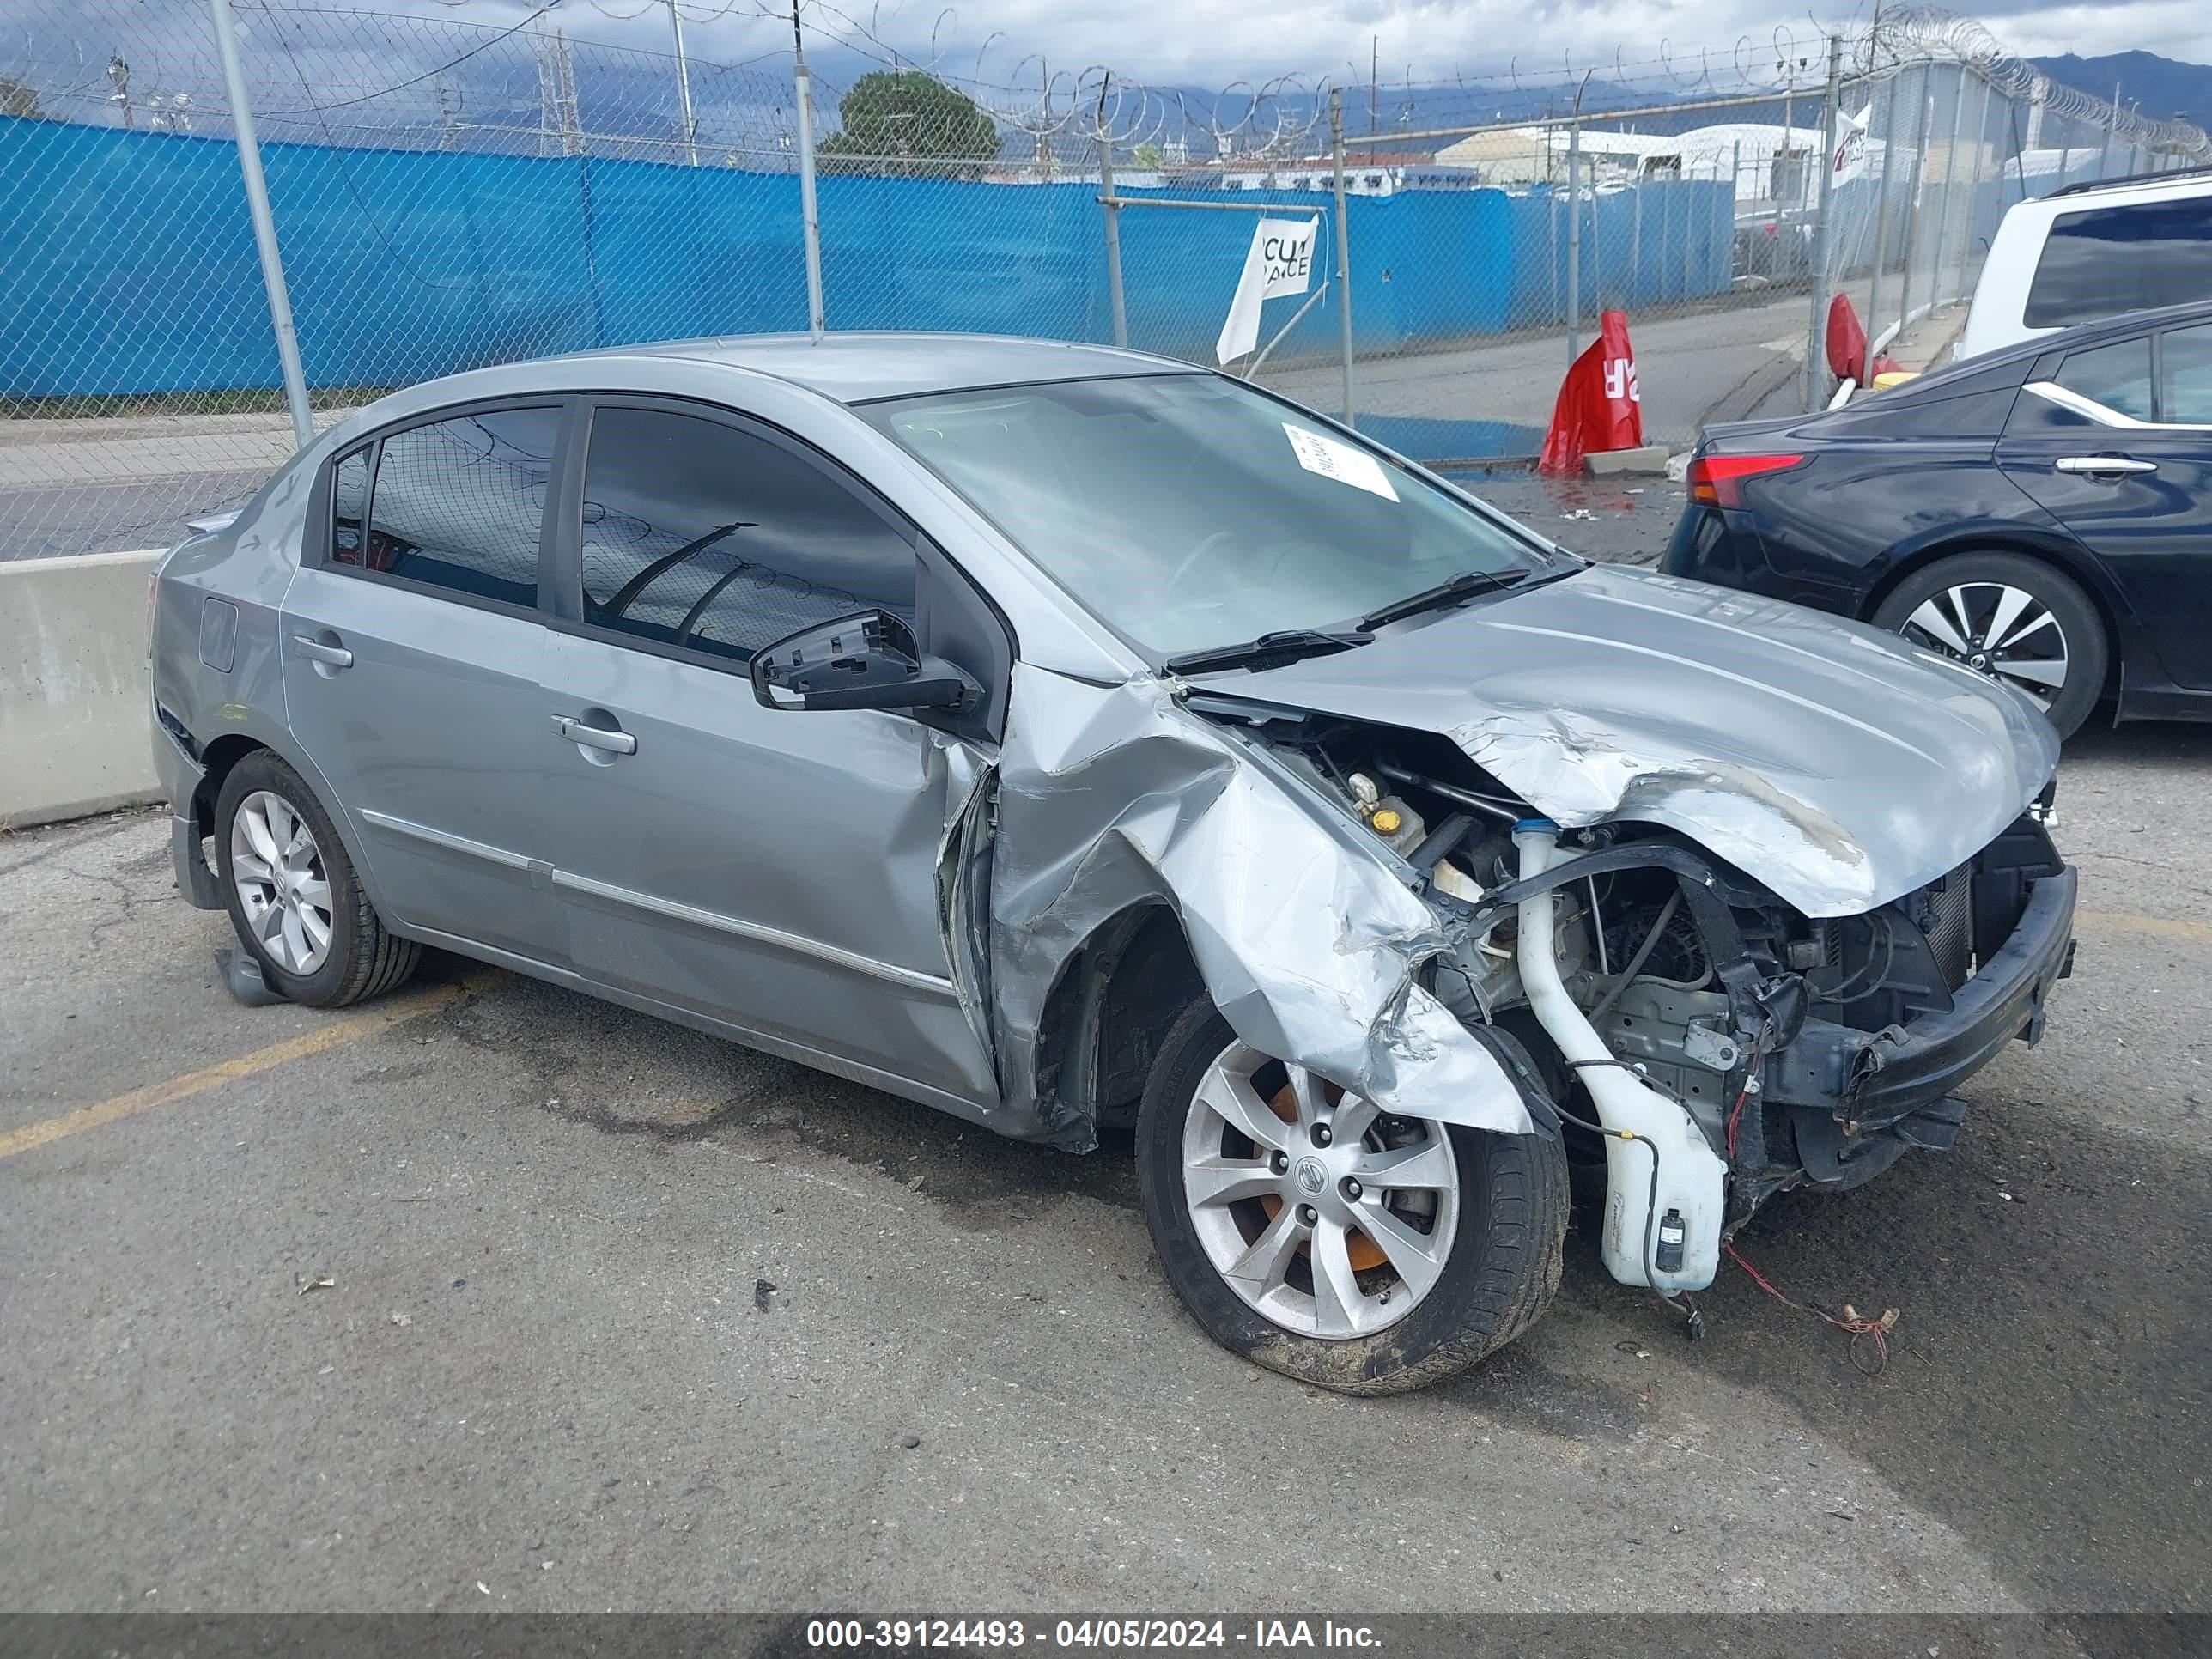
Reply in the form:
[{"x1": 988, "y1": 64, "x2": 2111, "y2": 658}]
[{"x1": 750, "y1": 609, "x2": 980, "y2": 715}]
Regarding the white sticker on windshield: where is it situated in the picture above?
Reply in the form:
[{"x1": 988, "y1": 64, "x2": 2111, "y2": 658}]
[{"x1": 1282, "y1": 424, "x2": 1400, "y2": 501}]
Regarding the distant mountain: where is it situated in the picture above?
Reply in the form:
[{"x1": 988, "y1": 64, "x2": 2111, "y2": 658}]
[{"x1": 2033, "y1": 50, "x2": 2212, "y2": 136}]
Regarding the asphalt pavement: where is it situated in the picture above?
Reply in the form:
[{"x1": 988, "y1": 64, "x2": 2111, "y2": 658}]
[{"x1": 3, "y1": 708, "x2": 2207, "y2": 1621}]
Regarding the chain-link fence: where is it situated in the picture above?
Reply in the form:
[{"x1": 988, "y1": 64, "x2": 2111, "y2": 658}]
[{"x1": 3, "y1": 2, "x2": 2207, "y2": 561}]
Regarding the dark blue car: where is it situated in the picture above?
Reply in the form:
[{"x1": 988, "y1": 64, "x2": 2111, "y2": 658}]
[{"x1": 1668, "y1": 300, "x2": 2212, "y2": 738}]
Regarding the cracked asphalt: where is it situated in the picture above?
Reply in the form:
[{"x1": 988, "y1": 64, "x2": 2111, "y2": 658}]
[{"x1": 2, "y1": 720, "x2": 2208, "y2": 1626}]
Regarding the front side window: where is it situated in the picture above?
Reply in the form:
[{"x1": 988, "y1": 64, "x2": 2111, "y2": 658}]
[
  {"x1": 577, "y1": 406, "x2": 915, "y2": 665},
  {"x1": 860, "y1": 373, "x2": 1554, "y2": 657},
  {"x1": 356, "y1": 407, "x2": 560, "y2": 607},
  {"x1": 2160, "y1": 321, "x2": 2212, "y2": 424},
  {"x1": 2024, "y1": 196, "x2": 2212, "y2": 331},
  {"x1": 2054, "y1": 337, "x2": 2155, "y2": 422}
]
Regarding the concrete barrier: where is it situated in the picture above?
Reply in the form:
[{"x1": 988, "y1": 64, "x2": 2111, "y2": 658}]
[{"x1": 2, "y1": 549, "x2": 165, "y2": 828}]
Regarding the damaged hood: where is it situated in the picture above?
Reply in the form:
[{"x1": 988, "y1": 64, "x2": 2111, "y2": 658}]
[{"x1": 1218, "y1": 563, "x2": 2058, "y2": 917}]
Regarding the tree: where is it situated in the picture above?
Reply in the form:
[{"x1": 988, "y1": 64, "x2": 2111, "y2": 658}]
[
  {"x1": 0, "y1": 76, "x2": 43, "y2": 119},
  {"x1": 1133, "y1": 142, "x2": 1162, "y2": 169},
  {"x1": 817, "y1": 70, "x2": 999, "y2": 176}
]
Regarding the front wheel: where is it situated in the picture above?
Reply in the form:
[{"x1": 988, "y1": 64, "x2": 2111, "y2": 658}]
[
  {"x1": 1134, "y1": 999, "x2": 1567, "y2": 1395},
  {"x1": 1870, "y1": 551, "x2": 2107, "y2": 739}
]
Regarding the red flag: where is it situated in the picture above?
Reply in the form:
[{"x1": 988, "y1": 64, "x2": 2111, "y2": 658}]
[
  {"x1": 1536, "y1": 310, "x2": 1643, "y2": 476},
  {"x1": 1825, "y1": 294, "x2": 1870, "y2": 385}
]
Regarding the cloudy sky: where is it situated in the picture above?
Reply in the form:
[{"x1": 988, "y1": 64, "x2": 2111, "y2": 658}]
[
  {"x1": 8, "y1": 0, "x2": 2203, "y2": 133},
  {"x1": 525, "y1": 0, "x2": 2207, "y2": 87}
]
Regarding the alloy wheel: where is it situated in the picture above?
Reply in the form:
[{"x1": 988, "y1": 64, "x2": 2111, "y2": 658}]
[
  {"x1": 1899, "y1": 581, "x2": 2069, "y2": 711},
  {"x1": 1180, "y1": 1041, "x2": 1460, "y2": 1339},
  {"x1": 229, "y1": 789, "x2": 335, "y2": 975}
]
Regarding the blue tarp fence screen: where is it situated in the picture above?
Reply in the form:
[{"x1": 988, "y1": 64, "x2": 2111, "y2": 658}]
[{"x1": 1, "y1": 115, "x2": 1735, "y2": 398}]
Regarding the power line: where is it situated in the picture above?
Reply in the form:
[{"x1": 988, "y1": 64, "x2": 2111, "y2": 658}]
[{"x1": 250, "y1": 0, "x2": 567, "y2": 116}]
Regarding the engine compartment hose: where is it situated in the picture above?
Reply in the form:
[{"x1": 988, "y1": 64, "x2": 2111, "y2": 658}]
[
  {"x1": 1588, "y1": 889, "x2": 1684, "y2": 1029},
  {"x1": 1408, "y1": 812, "x2": 1475, "y2": 873}
]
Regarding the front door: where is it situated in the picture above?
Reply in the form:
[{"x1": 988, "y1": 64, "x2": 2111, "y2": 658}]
[
  {"x1": 281, "y1": 404, "x2": 568, "y2": 965},
  {"x1": 1997, "y1": 321, "x2": 2212, "y2": 690},
  {"x1": 533, "y1": 398, "x2": 1000, "y2": 1109}
]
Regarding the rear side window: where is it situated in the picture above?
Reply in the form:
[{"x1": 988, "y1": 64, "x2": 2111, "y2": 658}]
[
  {"x1": 576, "y1": 405, "x2": 915, "y2": 665},
  {"x1": 2024, "y1": 196, "x2": 2212, "y2": 330},
  {"x1": 350, "y1": 407, "x2": 561, "y2": 608},
  {"x1": 2054, "y1": 336, "x2": 2155, "y2": 422},
  {"x1": 2162, "y1": 321, "x2": 2212, "y2": 424},
  {"x1": 331, "y1": 447, "x2": 368, "y2": 564}
]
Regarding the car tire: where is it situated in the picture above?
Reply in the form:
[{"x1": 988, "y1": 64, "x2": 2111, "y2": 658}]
[
  {"x1": 1870, "y1": 551, "x2": 2107, "y2": 739},
  {"x1": 1134, "y1": 997, "x2": 1567, "y2": 1395},
  {"x1": 215, "y1": 750, "x2": 419, "y2": 1008}
]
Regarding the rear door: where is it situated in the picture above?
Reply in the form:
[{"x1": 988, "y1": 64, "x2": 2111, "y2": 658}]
[
  {"x1": 281, "y1": 403, "x2": 568, "y2": 964},
  {"x1": 1996, "y1": 321, "x2": 2212, "y2": 690},
  {"x1": 532, "y1": 397, "x2": 1004, "y2": 1109}
]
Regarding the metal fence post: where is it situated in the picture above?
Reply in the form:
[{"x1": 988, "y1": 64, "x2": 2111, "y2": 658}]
[
  {"x1": 792, "y1": 21, "x2": 825, "y2": 339},
  {"x1": 1928, "y1": 64, "x2": 1966, "y2": 306},
  {"x1": 1098, "y1": 107, "x2": 1128, "y2": 349},
  {"x1": 1330, "y1": 89, "x2": 1355, "y2": 426},
  {"x1": 666, "y1": 0, "x2": 698, "y2": 165},
  {"x1": 1866, "y1": 73, "x2": 1901, "y2": 352},
  {"x1": 1565, "y1": 119, "x2": 1582, "y2": 362},
  {"x1": 207, "y1": 0, "x2": 311, "y2": 448},
  {"x1": 1629, "y1": 173, "x2": 1644, "y2": 305},
  {"x1": 1802, "y1": 32, "x2": 1843, "y2": 410},
  {"x1": 2101, "y1": 82, "x2": 2120, "y2": 179},
  {"x1": 1896, "y1": 66, "x2": 1935, "y2": 336}
]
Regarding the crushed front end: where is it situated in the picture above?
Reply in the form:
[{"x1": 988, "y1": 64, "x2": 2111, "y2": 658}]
[
  {"x1": 1401, "y1": 770, "x2": 2076, "y2": 1261},
  {"x1": 1181, "y1": 690, "x2": 2075, "y2": 1297},
  {"x1": 1714, "y1": 810, "x2": 2075, "y2": 1213}
]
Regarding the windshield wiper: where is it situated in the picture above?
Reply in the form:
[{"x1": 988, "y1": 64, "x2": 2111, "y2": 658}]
[
  {"x1": 1164, "y1": 628, "x2": 1374, "y2": 677},
  {"x1": 1357, "y1": 567, "x2": 1530, "y2": 631}
]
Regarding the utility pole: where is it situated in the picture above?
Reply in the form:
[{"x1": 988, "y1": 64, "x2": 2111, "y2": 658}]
[
  {"x1": 666, "y1": 0, "x2": 698, "y2": 166},
  {"x1": 1369, "y1": 35, "x2": 1377, "y2": 136},
  {"x1": 562, "y1": 32, "x2": 582, "y2": 158},
  {"x1": 107, "y1": 55, "x2": 133, "y2": 130}
]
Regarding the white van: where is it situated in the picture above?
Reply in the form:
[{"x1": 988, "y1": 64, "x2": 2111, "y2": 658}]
[{"x1": 1958, "y1": 169, "x2": 2212, "y2": 360}]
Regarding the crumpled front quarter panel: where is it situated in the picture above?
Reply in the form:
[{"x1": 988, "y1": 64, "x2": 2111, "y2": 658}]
[{"x1": 988, "y1": 665, "x2": 1534, "y2": 1148}]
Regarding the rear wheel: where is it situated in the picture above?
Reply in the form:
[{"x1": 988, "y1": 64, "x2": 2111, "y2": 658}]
[
  {"x1": 215, "y1": 751, "x2": 419, "y2": 1008},
  {"x1": 1871, "y1": 551, "x2": 2106, "y2": 739},
  {"x1": 1135, "y1": 998, "x2": 1567, "y2": 1395}
]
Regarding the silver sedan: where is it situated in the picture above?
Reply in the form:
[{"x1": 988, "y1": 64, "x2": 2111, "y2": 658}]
[{"x1": 150, "y1": 334, "x2": 2075, "y2": 1392}]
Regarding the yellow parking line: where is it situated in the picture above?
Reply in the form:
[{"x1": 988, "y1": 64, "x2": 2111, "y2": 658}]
[
  {"x1": 2076, "y1": 910, "x2": 2212, "y2": 946},
  {"x1": 0, "y1": 975, "x2": 493, "y2": 1162}
]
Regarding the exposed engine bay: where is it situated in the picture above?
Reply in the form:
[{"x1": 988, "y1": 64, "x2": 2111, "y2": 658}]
[{"x1": 1195, "y1": 702, "x2": 2075, "y2": 1301}]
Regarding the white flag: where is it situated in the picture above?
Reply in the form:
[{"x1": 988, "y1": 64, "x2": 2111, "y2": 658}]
[
  {"x1": 1214, "y1": 217, "x2": 1319, "y2": 366},
  {"x1": 1832, "y1": 104, "x2": 1872, "y2": 183}
]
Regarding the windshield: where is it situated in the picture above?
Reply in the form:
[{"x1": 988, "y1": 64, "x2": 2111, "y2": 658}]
[{"x1": 859, "y1": 374, "x2": 1558, "y2": 657}]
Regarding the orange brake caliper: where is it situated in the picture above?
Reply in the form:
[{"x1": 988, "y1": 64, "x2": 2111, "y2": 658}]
[{"x1": 1261, "y1": 1084, "x2": 1386, "y2": 1271}]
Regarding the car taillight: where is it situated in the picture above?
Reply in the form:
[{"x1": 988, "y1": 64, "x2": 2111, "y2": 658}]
[{"x1": 1686, "y1": 453, "x2": 1804, "y2": 508}]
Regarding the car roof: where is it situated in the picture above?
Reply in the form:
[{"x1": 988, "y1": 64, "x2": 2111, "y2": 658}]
[
  {"x1": 570, "y1": 331, "x2": 1197, "y2": 404},
  {"x1": 1887, "y1": 297, "x2": 2212, "y2": 404},
  {"x1": 2043, "y1": 164, "x2": 2212, "y2": 202}
]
